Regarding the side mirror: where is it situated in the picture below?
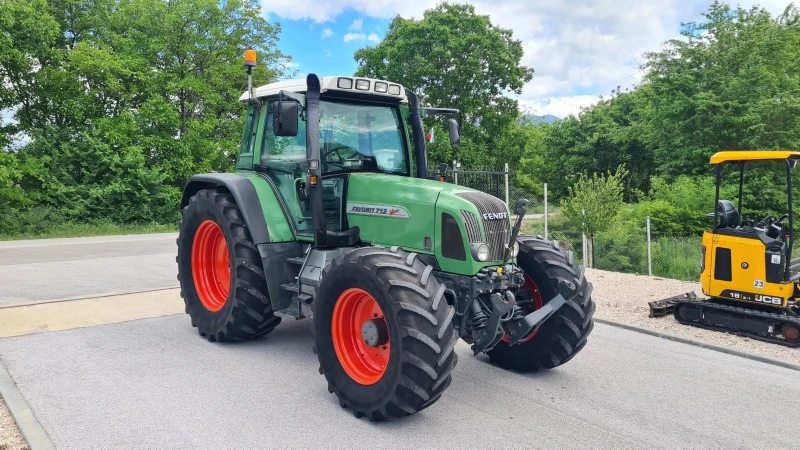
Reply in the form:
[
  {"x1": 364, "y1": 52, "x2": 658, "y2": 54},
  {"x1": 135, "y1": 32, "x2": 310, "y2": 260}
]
[
  {"x1": 271, "y1": 98, "x2": 298, "y2": 137},
  {"x1": 514, "y1": 198, "x2": 530, "y2": 216},
  {"x1": 447, "y1": 118, "x2": 460, "y2": 147}
]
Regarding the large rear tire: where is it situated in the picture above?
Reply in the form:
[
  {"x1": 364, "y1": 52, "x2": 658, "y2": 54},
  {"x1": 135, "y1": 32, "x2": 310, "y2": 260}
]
[
  {"x1": 313, "y1": 247, "x2": 458, "y2": 421},
  {"x1": 487, "y1": 237, "x2": 595, "y2": 371},
  {"x1": 177, "y1": 188, "x2": 280, "y2": 341}
]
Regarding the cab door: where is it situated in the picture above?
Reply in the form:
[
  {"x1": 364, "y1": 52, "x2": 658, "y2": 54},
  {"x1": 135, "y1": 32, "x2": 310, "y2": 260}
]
[{"x1": 258, "y1": 100, "x2": 345, "y2": 238}]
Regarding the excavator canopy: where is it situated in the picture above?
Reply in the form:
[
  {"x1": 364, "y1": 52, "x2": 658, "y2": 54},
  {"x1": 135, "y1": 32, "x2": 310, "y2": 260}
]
[{"x1": 710, "y1": 150, "x2": 800, "y2": 165}]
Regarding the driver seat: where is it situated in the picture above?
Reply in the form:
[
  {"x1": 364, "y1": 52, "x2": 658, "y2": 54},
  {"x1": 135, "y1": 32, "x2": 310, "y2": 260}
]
[{"x1": 716, "y1": 200, "x2": 740, "y2": 229}]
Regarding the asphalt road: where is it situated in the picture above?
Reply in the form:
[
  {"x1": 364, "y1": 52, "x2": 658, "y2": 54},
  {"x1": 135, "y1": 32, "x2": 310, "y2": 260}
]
[
  {"x1": 0, "y1": 316, "x2": 796, "y2": 449},
  {"x1": 0, "y1": 233, "x2": 178, "y2": 306}
]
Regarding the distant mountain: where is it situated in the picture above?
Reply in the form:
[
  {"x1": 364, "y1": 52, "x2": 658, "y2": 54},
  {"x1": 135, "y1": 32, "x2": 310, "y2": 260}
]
[{"x1": 525, "y1": 114, "x2": 560, "y2": 124}]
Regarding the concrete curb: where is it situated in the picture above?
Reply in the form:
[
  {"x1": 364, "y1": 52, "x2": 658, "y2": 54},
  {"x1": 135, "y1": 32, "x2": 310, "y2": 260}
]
[
  {"x1": 0, "y1": 357, "x2": 55, "y2": 450},
  {"x1": 595, "y1": 317, "x2": 800, "y2": 372}
]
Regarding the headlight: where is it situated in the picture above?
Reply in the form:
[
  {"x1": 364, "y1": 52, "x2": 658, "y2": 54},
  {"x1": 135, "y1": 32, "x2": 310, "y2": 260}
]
[
  {"x1": 510, "y1": 241, "x2": 519, "y2": 258},
  {"x1": 471, "y1": 243, "x2": 490, "y2": 261}
]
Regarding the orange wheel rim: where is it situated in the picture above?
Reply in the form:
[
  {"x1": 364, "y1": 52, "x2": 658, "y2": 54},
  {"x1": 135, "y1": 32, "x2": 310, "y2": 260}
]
[
  {"x1": 502, "y1": 273, "x2": 543, "y2": 344},
  {"x1": 191, "y1": 220, "x2": 231, "y2": 312},
  {"x1": 331, "y1": 288, "x2": 390, "y2": 385}
]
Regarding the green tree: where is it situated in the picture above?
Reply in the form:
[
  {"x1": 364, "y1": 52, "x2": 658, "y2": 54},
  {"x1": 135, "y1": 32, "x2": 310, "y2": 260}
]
[
  {"x1": 643, "y1": 1, "x2": 800, "y2": 176},
  {"x1": 561, "y1": 166, "x2": 628, "y2": 265},
  {"x1": 353, "y1": 2, "x2": 533, "y2": 170},
  {"x1": 0, "y1": 0, "x2": 288, "y2": 234},
  {"x1": 527, "y1": 86, "x2": 656, "y2": 200}
]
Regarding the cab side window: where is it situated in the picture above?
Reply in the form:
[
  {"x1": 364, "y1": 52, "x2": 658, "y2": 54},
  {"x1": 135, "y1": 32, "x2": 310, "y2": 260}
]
[{"x1": 261, "y1": 101, "x2": 307, "y2": 164}]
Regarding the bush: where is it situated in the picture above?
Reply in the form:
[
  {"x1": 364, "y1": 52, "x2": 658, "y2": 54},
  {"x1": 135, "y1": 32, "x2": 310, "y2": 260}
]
[
  {"x1": 3, "y1": 206, "x2": 67, "y2": 236},
  {"x1": 593, "y1": 216, "x2": 648, "y2": 274}
]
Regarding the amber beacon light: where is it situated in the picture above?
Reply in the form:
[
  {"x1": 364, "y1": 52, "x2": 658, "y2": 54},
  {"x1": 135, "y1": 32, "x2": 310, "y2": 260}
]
[
  {"x1": 244, "y1": 49, "x2": 257, "y2": 101},
  {"x1": 243, "y1": 49, "x2": 257, "y2": 70}
]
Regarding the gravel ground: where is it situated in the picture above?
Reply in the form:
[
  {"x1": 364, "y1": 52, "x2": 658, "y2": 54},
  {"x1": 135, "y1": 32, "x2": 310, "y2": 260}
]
[
  {"x1": 0, "y1": 395, "x2": 26, "y2": 450},
  {"x1": 587, "y1": 267, "x2": 800, "y2": 365}
]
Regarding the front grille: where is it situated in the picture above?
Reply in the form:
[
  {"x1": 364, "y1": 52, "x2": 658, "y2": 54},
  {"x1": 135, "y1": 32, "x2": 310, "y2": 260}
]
[
  {"x1": 460, "y1": 210, "x2": 482, "y2": 242},
  {"x1": 456, "y1": 192, "x2": 510, "y2": 261}
]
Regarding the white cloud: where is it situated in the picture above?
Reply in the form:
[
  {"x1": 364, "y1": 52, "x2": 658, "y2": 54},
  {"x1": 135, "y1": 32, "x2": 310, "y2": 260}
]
[
  {"x1": 320, "y1": 28, "x2": 334, "y2": 39},
  {"x1": 520, "y1": 95, "x2": 600, "y2": 118},
  {"x1": 367, "y1": 33, "x2": 380, "y2": 43},
  {"x1": 262, "y1": 0, "x2": 792, "y2": 116},
  {"x1": 349, "y1": 18, "x2": 364, "y2": 30},
  {"x1": 343, "y1": 32, "x2": 367, "y2": 42}
]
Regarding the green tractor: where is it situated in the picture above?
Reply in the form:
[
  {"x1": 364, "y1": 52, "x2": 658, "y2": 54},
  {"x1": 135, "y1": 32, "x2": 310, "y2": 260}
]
[{"x1": 176, "y1": 52, "x2": 595, "y2": 421}]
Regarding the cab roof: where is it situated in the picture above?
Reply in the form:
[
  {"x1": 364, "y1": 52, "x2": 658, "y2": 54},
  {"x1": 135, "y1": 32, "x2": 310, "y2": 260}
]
[
  {"x1": 239, "y1": 76, "x2": 408, "y2": 103},
  {"x1": 710, "y1": 150, "x2": 800, "y2": 165}
]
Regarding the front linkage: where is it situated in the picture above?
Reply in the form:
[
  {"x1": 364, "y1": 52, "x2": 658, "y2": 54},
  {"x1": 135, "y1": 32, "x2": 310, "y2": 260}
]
[
  {"x1": 436, "y1": 257, "x2": 573, "y2": 355},
  {"x1": 437, "y1": 199, "x2": 572, "y2": 355}
]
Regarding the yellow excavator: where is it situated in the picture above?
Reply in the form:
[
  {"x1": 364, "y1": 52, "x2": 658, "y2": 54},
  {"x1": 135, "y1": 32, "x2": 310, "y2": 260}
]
[{"x1": 667, "y1": 151, "x2": 800, "y2": 346}]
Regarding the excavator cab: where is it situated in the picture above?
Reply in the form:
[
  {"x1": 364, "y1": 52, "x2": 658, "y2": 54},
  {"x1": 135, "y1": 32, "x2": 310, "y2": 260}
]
[{"x1": 672, "y1": 151, "x2": 800, "y2": 346}]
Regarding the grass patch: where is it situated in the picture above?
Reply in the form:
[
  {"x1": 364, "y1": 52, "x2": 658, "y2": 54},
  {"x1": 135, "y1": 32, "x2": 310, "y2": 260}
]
[
  {"x1": 651, "y1": 236, "x2": 702, "y2": 281},
  {"x1": 0, "y1": 222, "x2": 177, "y2": 241}
]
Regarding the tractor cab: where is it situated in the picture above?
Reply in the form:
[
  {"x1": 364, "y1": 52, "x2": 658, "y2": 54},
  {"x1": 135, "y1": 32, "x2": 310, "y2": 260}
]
[{"x1": 702, "y1": 151, "x2": 800, "y2": 307}]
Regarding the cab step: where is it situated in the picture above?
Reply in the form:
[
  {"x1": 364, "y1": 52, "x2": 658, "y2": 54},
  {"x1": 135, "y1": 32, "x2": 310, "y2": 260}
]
[
  {"x1": 286, "y1": 257, "x2": 305, "y2": 265},
  {"x1": 279, "y1": 282, "x2": 313, "y2": 304},
  {"x1": 280, "y1": 282, "x2": 298, "y2": 293},
  {"x1": 276, "y1": 300, "x2": 312, "y2": 320}
]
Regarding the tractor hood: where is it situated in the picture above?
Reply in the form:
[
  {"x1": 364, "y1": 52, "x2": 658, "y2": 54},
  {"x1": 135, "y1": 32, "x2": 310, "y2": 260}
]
[{"x1": 345, "y1": 173, "x2": 512, "y2": 275}]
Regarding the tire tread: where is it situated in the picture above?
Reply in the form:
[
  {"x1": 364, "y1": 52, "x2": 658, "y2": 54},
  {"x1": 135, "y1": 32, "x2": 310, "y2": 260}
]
[{"x1": 177, "y1": 188, "x2": 280, "y2": 342}]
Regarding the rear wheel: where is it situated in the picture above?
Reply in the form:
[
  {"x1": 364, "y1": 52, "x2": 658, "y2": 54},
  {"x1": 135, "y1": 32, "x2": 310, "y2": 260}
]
[
  {"x1": 177, "y1": 188, "x2": 280, "y2": 341},
  {"x1": 487, "y1": 237, "x2": 595, "y2": 371},
  {"x1": 313, "y1": 247, "x2": 458, "y2": 421}
]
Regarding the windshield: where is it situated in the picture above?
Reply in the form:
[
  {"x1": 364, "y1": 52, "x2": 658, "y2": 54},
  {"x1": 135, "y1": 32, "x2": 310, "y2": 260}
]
[{"x1": 262, "y1": 99, "x2": 408, "y2": 175}]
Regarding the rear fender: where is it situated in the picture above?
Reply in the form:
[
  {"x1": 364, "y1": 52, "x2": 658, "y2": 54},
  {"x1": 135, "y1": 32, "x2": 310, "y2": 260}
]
[{"x1": 181, "y1": 173, "x2": 293, "y2": 245}]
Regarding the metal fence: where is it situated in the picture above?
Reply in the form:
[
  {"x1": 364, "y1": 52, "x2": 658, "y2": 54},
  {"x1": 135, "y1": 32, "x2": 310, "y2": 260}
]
[
  {"x1": 590, "y1": 224, "x2": 703, "y2": 281},
  {"x1": 430, "y1": 167, "x2": 507, "y2": 201}
]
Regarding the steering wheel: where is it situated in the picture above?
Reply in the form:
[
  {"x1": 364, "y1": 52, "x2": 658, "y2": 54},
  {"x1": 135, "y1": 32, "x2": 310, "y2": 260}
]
[{"x1": 322, "y1": 144, "x2": 360, "y2": 164}]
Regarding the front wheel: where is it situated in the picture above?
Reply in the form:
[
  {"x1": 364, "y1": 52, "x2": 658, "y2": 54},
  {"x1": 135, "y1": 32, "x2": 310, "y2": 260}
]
[
  {"x1": 313, "y1": 247, "x2": 458, "y2": 421},
  {"x1": 487, "y1": 237, "x2": 595, "y2": 371}
]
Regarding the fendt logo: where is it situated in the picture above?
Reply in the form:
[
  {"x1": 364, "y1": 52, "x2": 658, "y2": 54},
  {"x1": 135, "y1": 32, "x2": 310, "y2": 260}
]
[{"x1": 482, "y1": 212, "x2": 508, "y2": 220}]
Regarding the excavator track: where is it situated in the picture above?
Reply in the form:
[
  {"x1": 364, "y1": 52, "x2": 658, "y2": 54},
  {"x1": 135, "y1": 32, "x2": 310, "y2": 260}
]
[{"x1": 674, "y1": 299, "x2": 800, "y2": 347}]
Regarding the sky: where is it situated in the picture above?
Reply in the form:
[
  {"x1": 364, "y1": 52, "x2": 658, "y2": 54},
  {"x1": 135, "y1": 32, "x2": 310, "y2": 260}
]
[{"x1": 264, "y1": 0, "x2": 793, "y2": 118}]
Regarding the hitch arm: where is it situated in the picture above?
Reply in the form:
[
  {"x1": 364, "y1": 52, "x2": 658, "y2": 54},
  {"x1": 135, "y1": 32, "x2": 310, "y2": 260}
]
[
  {"x1": 471, "y1": 291, "x2": 515, "y2": 355},
  {"x1": 505, "y1": 279, "x2": 577, "y2": 345},
  {"x1": 503, "y1": 198, "x2": 529, "y2": 264}
]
